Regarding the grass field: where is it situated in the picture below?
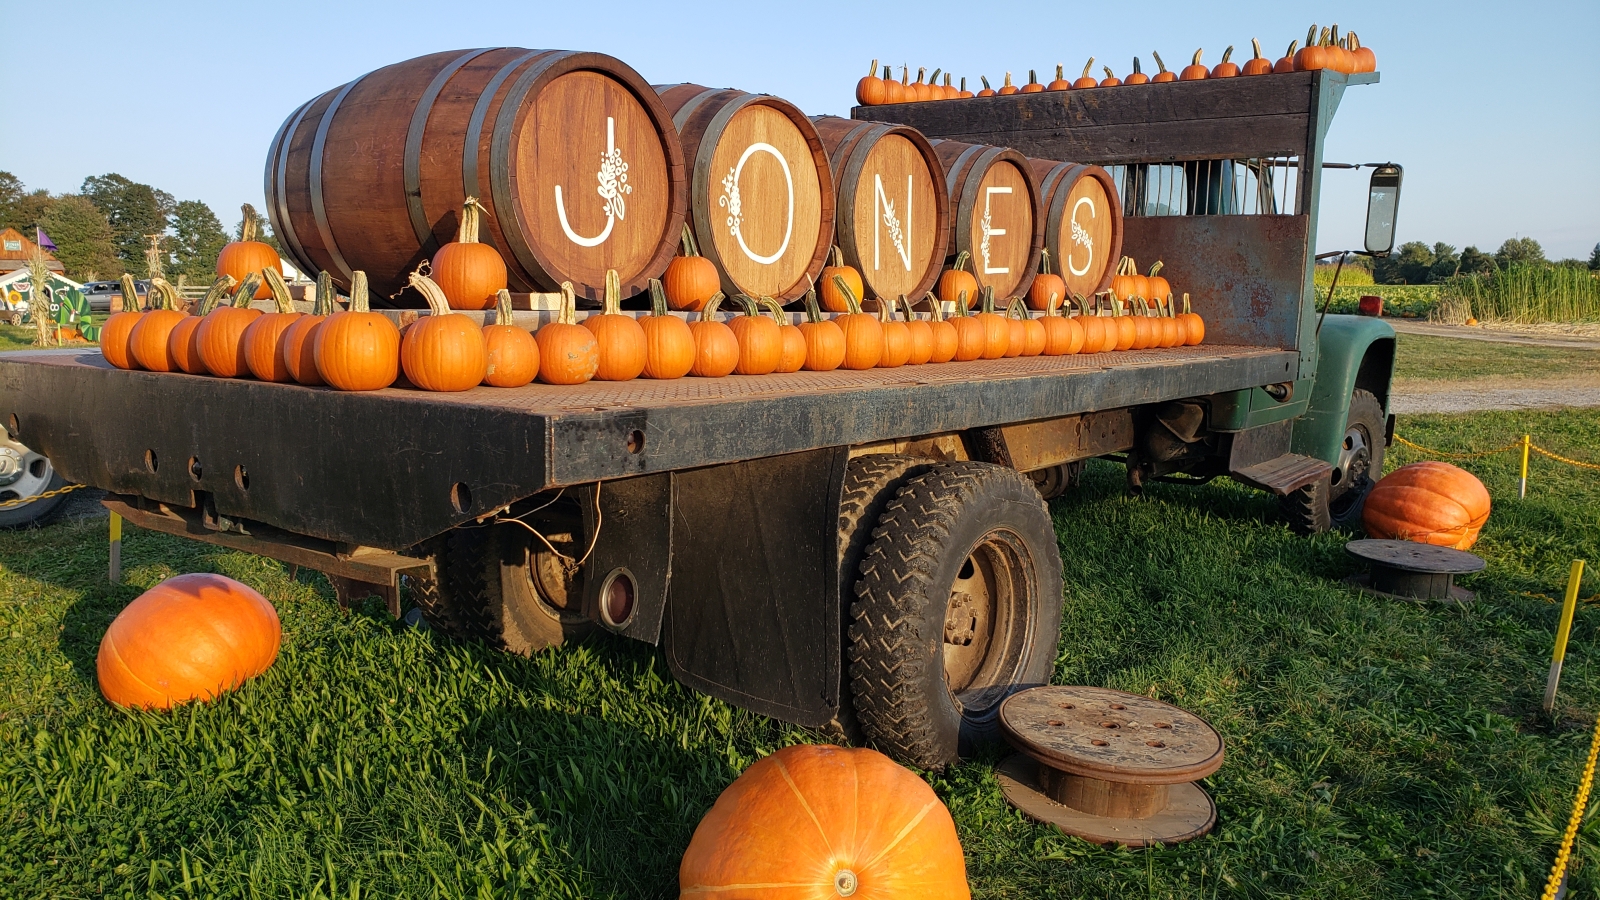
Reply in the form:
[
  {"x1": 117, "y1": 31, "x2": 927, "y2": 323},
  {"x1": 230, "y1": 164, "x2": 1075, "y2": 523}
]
[{"x1": 1393, "y1": 333, "x2": 1600, "y2": 383}]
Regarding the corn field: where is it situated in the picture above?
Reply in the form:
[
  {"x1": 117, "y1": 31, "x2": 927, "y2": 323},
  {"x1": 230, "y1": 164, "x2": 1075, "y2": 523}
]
[{"x1": 1439, "y1": 265, "x2": 1600, "y2": 323}]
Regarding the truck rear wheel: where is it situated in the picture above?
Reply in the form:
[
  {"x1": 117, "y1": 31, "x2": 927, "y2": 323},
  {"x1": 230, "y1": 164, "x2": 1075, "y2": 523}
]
[
  {"x1": 1281, "y1": 389, "x2": 1386, "y2": 534},
  {"x1": 0, "y1": 437, "x2": 70, "y2": 529},
  {"x1": 848, "y1": 461, "x2": 1063, "y2": 768},
  {"x1": 419, "y1": 522, "x2": 593, "y2": 653}
]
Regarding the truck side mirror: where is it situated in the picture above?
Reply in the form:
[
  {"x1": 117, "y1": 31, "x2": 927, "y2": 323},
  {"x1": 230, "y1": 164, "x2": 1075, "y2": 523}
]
[{"x1": 1363, "y1": 164, "x2": 1403, "y2": 258}]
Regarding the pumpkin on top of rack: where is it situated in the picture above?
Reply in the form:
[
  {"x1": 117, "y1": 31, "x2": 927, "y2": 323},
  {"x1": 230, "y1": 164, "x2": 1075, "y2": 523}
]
[
  {"x1": 431, "y1": 197, "x2": 506, "y2": 310},
  {"x1": 216, "y1": 204, "x2": 278, "y2": 299}
]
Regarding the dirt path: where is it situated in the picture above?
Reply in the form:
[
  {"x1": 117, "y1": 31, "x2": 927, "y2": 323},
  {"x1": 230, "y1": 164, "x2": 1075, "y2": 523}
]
[
  {"x1": 1392, "y1": 376, "x2": 1600, "y2": 414},
  {"x1": 1388, "y1": 319, "x2": 1600, "y2": 351}
]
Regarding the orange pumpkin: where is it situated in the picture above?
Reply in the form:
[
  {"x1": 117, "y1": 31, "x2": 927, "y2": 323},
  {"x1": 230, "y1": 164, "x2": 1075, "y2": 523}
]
[
  {"x1": 482, "y1": 289, "x2": 539, "y2": 388},
  {"x1": 431, "y1": 197, "x2": 506, "y2": 310},
  {"x1": 1146, "y1": 260, "x2": 1172, "y2": 306},
  {"x1": 922, "y1": 292, "x2": 959, "y2": 363},
  {"x1": 936, "y1": 251, "x2": 980, "y2": 307},
  {"x1": 583, "y1": 269, "x2": 647, "y2": 382},
  {"x1": 1180, "y1": 49, "x2": 1209, "y2": 81},
  {"x1": 679, "y1": 744, "x2": 971, "y2": 900},
  {"x1": 242, "y1": 268, "x2": 303, "y2": 382},
  {"x1": 1019, "y1": 69, "x2": 1044, "y2": 94},
  {"x1": 1041, "y1": 294, "x2": 1083, "y2": 356},
  {"x1": 976, "y1": 287, "x2": 1009, "y2": 359},
  {"x1": 1072, "y1": 58, "x2": 1098, "y2": 89},
  {"x1": 820, "y1": 245, "x2": 865, "y2": 314},
  {"x1": 900, "y1": 295, "x2": 934, "y2": 365},
  {"x1": 1351, "y1": 32, "x2": 1377, "y2": 73},
  {"x1": 763, "y1": 298, "x2": 807, "y2": 373},
  {"x1": 1274, "y1": 40, "x2": 1299, "y2": 74},
  {"x1": 1027, "y1": 249, "x2": 1067, "y2": 312},
  {"x1": 1130, "y1": 299, "x2": 1156, "y2": 350},
  {"x1": 665, "y1": 223, "x2": 721, "y2": 312},
  {"x1": 957, "y1": 76, "x2": 974, "y2": 100},
  {"x1": 885, "y1": 67, "x2": 907, "y2": 104},
  {"x1": 1295, "y1": 26, "x2": 1330, "y2": 71},
  {"x1": 1099, "y1": 66, "x2": 1123, "y2": 88},
  {"x1": 729, "y1": 294, "x2": 783, "y2": 376},
  {"x1": 1010, "y1": 298, "x2": 1046, "y2": 357},
  {"x1": 831, "y1": 275, "x2": 883, "y2": 370},
  {"x1": 640, "y1": 278, "x2": 696, "y2": 380},
  {"x1": 798, "y1": 286, "x2": 846, "y2": 372},
  {"x1": 535, "y1": 282, "x2": 600, "y2": 385},
  {"x1": 910, "y1": 67, "x2": 932, "y2": 102},
  {"x1": 215, "y1": 204, "x2": 280, "y2": 300},
  {"x1": 96, "y1": 573, "x2": 280, "y2": 710},
  {"x1": 1242, "y1": 38, "x2": 1273, "y2": 76},
  {"x1": 401, "y1": 271, "x2": 488, "y2": 391},
  {"x1": 170, "y1": 275, "x2": 237, "y2": 375},
  {"x1": 314, "y1": 271, "x2": 401, "y2": 391},
  {"x1": 1076, "y1": 295, "x2": 1108, "y2": 354},
  {"x1": 1160, "y1": 306, "x2": 1182, "y2": 348},
  {"x1": 856, "y1": 59, "x2": 887, "y2": 106},
  {"x1": 1212, "y1": 46, "x2": 1240, "y2": 78},
  {"x1": 1177, "y1": 293, "x2": 1205, "y2": 345},
  {"x1": 1003, "y1": 306, "x2": 1026, "y2": 358},
  {"x1": 1125, "y1": 57, "x2": 1151, "y2": 85},
  {"x1": 688, "y1": 292, "x2": 740, "y2": 378},
  {"x1": 997, "y1": 72, "x2": 1019, "y2": 95},
  {"x1": 195, "y1": 272, "x2": 264, "y2": 378},
  {"x1": 949, "y1": 291, "x2": 987, "y2": 362},
  {"x1": 280, "y1": 271, "x2": 337, "y2": 386},
  {"x1": 1111, "y1": 298, "x2": 1138, "y2": 351},
  {"x1": 1151, "y1": 52, "x2": 1177, "y2": 82},
  {"x1": 1362, "y1": 461, "x2": 1492, "y2": 550},
  {"x1": 1110, "y1": 256, "x2": 1142, "y2": 305},
  {"x1": 976, "y1": 76, "x2": 996, "y2": 98},
  {"x1": 1047, "y1": 64, "x2": 1071, "y2": 91},
  {"x1": 876, "y1": 299, "x2": 912, "y2": 368},
  {"x1": 99, "y1": 274, "x2": 147, "y2": 370},
  {"x1": 128, "y1": 278, "x2": 188, "y2": 372}
]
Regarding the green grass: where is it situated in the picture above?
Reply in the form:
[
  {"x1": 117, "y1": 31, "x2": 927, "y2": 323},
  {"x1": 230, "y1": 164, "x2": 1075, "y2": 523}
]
[
  {"x1": 3, "y1": 409, "x2": 1600, "y2": 898},
  {"x1": 0, "y1": 324, "x2": 46, "y2": 352},
  {"x1": 1393, "y1": 334, "x2": 1600, "y2": 383}
]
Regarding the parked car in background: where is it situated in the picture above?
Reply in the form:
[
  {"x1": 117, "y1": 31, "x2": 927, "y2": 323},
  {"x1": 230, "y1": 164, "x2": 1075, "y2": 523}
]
[{"x1": 80, "y1": 280, "x2": 148, "y2": 314}]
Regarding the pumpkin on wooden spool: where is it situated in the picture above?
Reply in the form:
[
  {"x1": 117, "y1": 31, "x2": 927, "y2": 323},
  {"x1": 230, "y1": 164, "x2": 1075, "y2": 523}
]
[
  {"x1": 314, "y1": 272, "x2": 401, "y2": 391},
  {"x1": 899, "y1": 296, "x2": 934, "y2": 365},
  {"x1": 1242, "y1": 39, "x2": 1273, "y2": 76},
  {"x1": 280, "y1": 271, "x2": 338, "y2": 386},
  {"x1": 728, "y1": 295, "x2": 783, "y2": 376},
  {"x1": 584, "y1": 269, "x2": 647, "y2": 381},
  {"x1": 762, "y1": 298, "x2": 807, "y2": 373},
  {"x1": 169, "y1": 275, "x2": 237, "y2": 375},
  {"x1": 975, "y1": 76, "x2": 995, "y2": 98},
  {"x1": 401, "y1": 271, "x2": 489, "y2": 391},
  {"x1": 798, "y1": 284, "x2": 845, "y2": 372},
  {"x1": 830, "y1": 275, "x2": 884, "y2": 370},
  {"x1": 640, "y1": 278, "x2": 696, "y2": 380},
  {"x1": 679, "y1": 743, "x2": 971, "y2": 900},
  {"x1": 922, "y1": 292, "x2": 959, "y2": 364},
  {"x1": 1178, "y1": 293, "x2": 1205, "y2": 345},
  {"x1": 975, "y1": 286, "x2": 1010, "y2": 359},
  {"x1": 949, "y1": 292, "x2": 986, "y2": 362},
  {"x1": 664, "y1": 223, "x2": 721, "y2": 312},
  {"x1": 1180, "y1": 49, "x2": 1210, "y2": 81},
  {"x1": 96, "y1": 573, "x2": 281, "y2": 710},
  {"x1": 267, "y1": 48, "x2": 686, "y2": 305},
  {"x1": 429, "y1": 197, "x2": 506, "y2": 310},
  {"x1": 655, "y1": 84, "x2": 833, "y2": 304},
  {"x1": 812, "y1": 117, "x2": 950, "y2": 310},
  {"x1": 1150, "y1": 52, "x2": 1177, "y2": 83},
  {"x1": 687, "y1": 291, "x2": 739, "y2": 378},
  {"x1": 128, "y1": 279, "x2": 188, "y2": 372},
  {"x1": 1211, "y1": 46, "x2": 1240, "y2": 78},
  {"x1": 930, "y1": 140, "x2": 1043, "y2": 304},
  {"x1": 1099, "y1": 66, "x2": 1122, "y2": 88},
  {"x1": 1072, "y1": 58, "x2": 1098, "y2": 89},
  {"x1": 1047, "y1": 65, "x2": 1071, "y2": 91},
  {"x1": 818, "y1": 245, "x2": 865, "y2": 313},
  {"x1": 195, "y1": 273, "x2": 264, "y2": 378},
  {"x1": 875, "y1": 298, "x2": 912, "y2": 368},
  {"x1": 1125, "y1": 58, "x2": 1150, "y2": 85},
  {"x1": 856, "y1": 59, "x2": 887, "y2": 106},
  {"x1": 481, "y1": 289, "x2": 539, "y2": 388},
  {"x1": 1362, "y1": 461, "x2": 1492, "y2": 550},
  {"x1": 1027, "y1": 160, "x2": 1122, "y2": 304},
  {"x1": 100, "y1": 275, "x2": 148, "y2": 370},
  {"x1": 242, "y1": 268, "x2": 304, "y2": 382},
  {"x1": 1041, "y1": 294, "x2": 1084, "y2": 356},
  {"x1": 1274, "y1": 41, "x2": 1299, "y2": 74},
  {"x1": 1009, "y1": 298, "x2": 1046, "y2": 357},
  {"x1": 216, "y1": 205, "x2": 279, "y2": 299},
  {"x1": 535, "y1": 282, "x2": 600, "y2": 385}
]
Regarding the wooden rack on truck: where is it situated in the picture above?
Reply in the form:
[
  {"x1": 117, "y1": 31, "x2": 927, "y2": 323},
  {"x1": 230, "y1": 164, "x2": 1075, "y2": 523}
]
[{"x1": 0, "y1": 62, "x2": 1393, "y2": 769}]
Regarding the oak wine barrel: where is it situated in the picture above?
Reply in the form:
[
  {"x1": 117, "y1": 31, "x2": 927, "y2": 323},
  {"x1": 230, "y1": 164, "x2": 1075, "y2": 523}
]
[
  {"x1": 929, "y1": 140, "x2": 1043, "y2": 302},
  {"x1": 655, "y1": 84, "x2": 833, "y2": 303},
  {"x1": 811, "y1": 116, "x2": 949, "y2": 304},
  {"x1": 1027, "y1": 159, "x2": 1122, "y2": 298},
  {"x1": 265, "y1": 48, "x2": 687, "y2": 304}
]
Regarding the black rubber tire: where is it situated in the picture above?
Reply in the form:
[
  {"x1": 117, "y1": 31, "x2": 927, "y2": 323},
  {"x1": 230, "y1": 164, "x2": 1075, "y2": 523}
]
[
  {"x1": 1281, "y1": 389, "x2": 1386, "y2": 535},
  {"x1": 823, "y1": 455, "x2": 935, "y2": 742},
  {"x1": 418, "y1": 523, "x2": 592, "y2": 653},
  {"x1": 0, "y1": 469, "x2": 69, "y2": 529},
  {"x1": 848, "y1": 461, "x2": 1063, "y2": 768}
]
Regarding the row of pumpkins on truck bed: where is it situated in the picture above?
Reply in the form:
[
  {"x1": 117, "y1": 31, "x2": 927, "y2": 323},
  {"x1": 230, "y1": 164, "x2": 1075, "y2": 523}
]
[{"x1": 99, "y1": 45, "x2": 1206, "y2": 390}]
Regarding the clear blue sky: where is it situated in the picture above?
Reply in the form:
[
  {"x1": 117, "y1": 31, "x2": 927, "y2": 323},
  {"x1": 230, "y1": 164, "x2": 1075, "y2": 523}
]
[{"x1": 5, "y1": 0, "x2": 1596, "y2": 260}]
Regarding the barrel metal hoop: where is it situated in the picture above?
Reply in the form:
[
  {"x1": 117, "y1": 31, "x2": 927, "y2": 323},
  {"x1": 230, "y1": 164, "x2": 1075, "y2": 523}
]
[
  {"x1": 945, "y1": 142, "x2": 988, "y2": 195},
  {"x1": 488, "y1": 51, "x2": 581, "y2": 292},
  {"x1": 822, "y1": 119, "x2": 879, "y2": 180},
  {"x1": 953, "y1": 146, "x2": 1007, "y2": 257},
  {"x1": 309, "y1": 76, "x2": 367, "y2": 280},
  {"x1": 463, "y1": 49, "x2": 544, "y2": 227},
  {"x1": 1038, "y1": 162, "x2": 1075, "y2": 265},
  {"x1": 687, "y1": 92, "x2": 762, "y2": 294},
  {"x1": 265, "y1": 97, "x2": 319, "y2": 279},
  {"x1": 670, "y1": 87, "x2": 722, "y2": 133},
  {"x1": 833, "y1": 123, "x2": 891, "y2": 268},
  {"x1": 404, "y1": 48, "x2": 500, "y2": 251}
]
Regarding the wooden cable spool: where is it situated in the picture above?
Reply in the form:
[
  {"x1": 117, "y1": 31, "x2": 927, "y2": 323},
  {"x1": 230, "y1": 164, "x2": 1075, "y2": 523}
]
[
  {"x1": 810, "y1": 116, "x2": 949, "y2": 304},
  {"x1": 1027, "y1": 159, "x2": 1122, "y2": 298},
  {"x1": 996, "y1": 686, "x2": 1224, "y2": 848},
  {"x1": 265, "y1": 48, "x2": 687, "y2": 304},
  {"x1": 929, "y1": 139, "x2": 1044, "y2": 302},
  {"x1": 655, "y1": 84, "x2": 834, "y2": 303}
]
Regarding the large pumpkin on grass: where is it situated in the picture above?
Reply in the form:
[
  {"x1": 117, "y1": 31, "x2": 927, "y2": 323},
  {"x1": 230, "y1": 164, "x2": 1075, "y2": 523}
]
[
  {"x1": 679, "y1": 744, "x2": 970, "y2": 900},
  {"x1": 96, "y1": 573, "x2": 280, "y2": 710},
  {"x1": 1362, "y1": 461, "x2": 1492, "y2": 550}
]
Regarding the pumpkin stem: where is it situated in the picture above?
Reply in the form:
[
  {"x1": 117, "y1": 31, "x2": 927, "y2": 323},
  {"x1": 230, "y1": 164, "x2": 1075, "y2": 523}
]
[
  {"x1": 952, "y1": 250, "x2": 970, "y2": 273},
  {"x1": 1103, "y1": 66, "x2": 1115, "y2": 80},
  {"x1": 980, "y1": 75, "x2": 991, "y2": 90},
  {"x1": 457, "y1": 197, "x2": 487, "y2": 244},
  {"x1": 732, "y1": 293, "x2": 761, "y2": 317},
  {"x1": 929, "y1": 68, "x2": 942, "y2": 85},
  {"x1": 804, "y1": 286, "x2": 826, "y2": 324},
  {"x1": 147, "y1": 277, "x2": 176, "y2": 311},
  {"x1": 1132, "y1": 57, "x2": 1143, "y2": 75},
  {"x1": 198, "y1": 274, "x2": 236, "y2": 316},
  {"x1": 350, "y1": 271, "x2": 370, "y2": 313},
  {"x1": 602, "y1": 269, "x2": 623, "y2": 316},
  {"x1": 959, "y1": 76, "x2": 967, "y2": 92},
  {"x1": 900, "y1": 65, "x2": 908, "y2": 85},
  {"x1": 1055, "y1": 64, "x2": 1064, "y2": 82},
  {"x1": 648, "y1": 277, "x2": 671, "y2": 317},
  {"x1": 1221, "y1": 46, "x2": 1234, "y2": 65},
  {"x1": 1027, "y1": 69, "x2": 1037, "y2": 85},
  {"x1": 898, "y1": 294, "x2": 917, "y2": 322},
  {"x1": 119, "y1": 273, "x2": 141, "y2": 311},
  {"x1": 980, "y1": 285, "x2": 996, "y2": 315},
  {"x1": 1039, "y1": 248, "x2": 1053, "y2": 276},
  {"x1": 312, "y1": 271, "x2": 335, "y2": 316},
  {"x1": 953, "y1": 289, "x2": 970, "y2": 317},
  {"x1": 1306, "y1": 25, "x2": 1318, "y2": 48},
  {"x1": 679, "y1": 222, "x2": 700, "y2": 258},
  {"x1": 1152, "y1": 52, "x2": 1168, "y2": 74},
  {"x1": 1251, "y1": 38, "x2": 1264, "y2": 60},
  {"x1": 409, "y1": 271, "x2": 454, "y2": 317},
  {"x1": 831, "y1": 275, "x2": 864, "y2": 315},
  {"x1": 1005, "y1": 296, "x2": 1029, "y2": 320},
  {"x1": 1319, "y1": 26, "x2": 1331, "y2": 48},
  {"x1": 556, "y1": 281, "x2": 577, "y2": 325},
  {"x1": 1148, "y1": 260, "x2": 1164, "y2": 278},
  {"x1": 1183, "y1": 292, "x2": 1192, "y2": 315},
  {"x1": 239, "y1": 204, "x2": 257, "y2": 243},
  {"x1": 916, "y1": 66, "x2": 926, "y2": 85},
  {"x1": 883, "y1": 65, "x2": 893, "y2": 81},
  {"x1": 1286, "y1": 40, "x2": 1298, "y2": 57},
  {"x1": 1003, "y1": 71, "x2": 1013, "y2": 88},
  {"x1": 1192, "y1": 48, "x2": 1203, "y2": 66},
  {"x1": 700, "y1": 291, "x2": 726, "y2": 322},
  {"x1": 263, "y1": 267, "x2": 295, "y2": 314},
  {"x1": 759, "y1": 297, "x2": 786, "y2": 324},
  {"x1": 1082, "y1": 58, "x2": 1094, "y2": 79},
  {"x1": 868, "y1": 58, "x2": 878, "y2": 76},
  {"x1": 229, "y1": 272, "x2": 261, "y2": 308},
  {"x1": 923, "y1": 291, "x2": 946, "y2": 322},
  {"x1": 944, "y1": 73, "x2": 952, "y2": 89},
  {"x1": 830, "y1": 245, "x2": 844, "y2": 268},
  {"x1": 494, "y1": 288, "x2": 515, "y2": 325}
]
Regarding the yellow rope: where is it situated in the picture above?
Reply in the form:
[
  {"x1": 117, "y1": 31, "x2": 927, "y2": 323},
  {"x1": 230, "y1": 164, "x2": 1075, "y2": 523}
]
[
  {"x1": 1543, "y1": 711, "x2": 1600, "y2": 900},
  {"x1": 1393, "y1": 434, "x2": 1600, "y2": 472},
  {"x1": 1532, "y1": 445, "x2": 1600, "y2": 473},
  {"x1": 0, "y1": 482, "x2": 83, "y2": 509}
]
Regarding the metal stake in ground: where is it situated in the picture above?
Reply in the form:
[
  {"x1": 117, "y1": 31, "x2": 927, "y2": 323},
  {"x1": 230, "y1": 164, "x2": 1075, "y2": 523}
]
[
  {"x1": 1544, "y1": 559, "x2": 1588, "y2": 715},
  {"x1": 109, "y1": 511, "x2": 122, "y2": 583}
]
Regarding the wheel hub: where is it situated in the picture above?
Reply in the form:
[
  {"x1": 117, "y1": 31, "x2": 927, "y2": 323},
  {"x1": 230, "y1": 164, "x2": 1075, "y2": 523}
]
[
  {"x1": 0, "y1": 447, "x2": 22, "y2": 485},
  {"x1": 1332, "y1": 425, "x2": 1370, "y2": 494},
  {"x1": 943, "y1": 543, "x2": 1001, "y2": 693}
]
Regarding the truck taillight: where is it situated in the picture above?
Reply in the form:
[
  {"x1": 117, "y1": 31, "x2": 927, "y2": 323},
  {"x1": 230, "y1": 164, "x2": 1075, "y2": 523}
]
[{"x1": 599, "y1": 568, "x2": 636, "y2": 628}]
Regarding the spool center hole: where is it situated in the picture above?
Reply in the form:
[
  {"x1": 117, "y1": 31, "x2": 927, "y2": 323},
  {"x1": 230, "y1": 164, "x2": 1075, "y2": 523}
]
[
  {"x1": 1099, "y1": 721, "x2": 1120, "y2": 729},
  {"x1": 1090, "y1": 739, "x2": 1108, "y2": 747},
  {"x1": 1046, "y1": 720, "x2": 1064, "y2": 727}
]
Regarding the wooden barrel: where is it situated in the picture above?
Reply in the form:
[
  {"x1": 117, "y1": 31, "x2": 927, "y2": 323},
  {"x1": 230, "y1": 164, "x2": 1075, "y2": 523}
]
[
  {"x1": 811, "y1": 116, "x2": 949, "y2": 304},
  {"x1": 1028, "y1": 159, "x2": 1122, "y2": 297},
  {"x1": 929, "y1": 140, "x2": 1044, "y2": 302},
  {"x1": 265, "y1": 48, "x2": 687, "y2": 304},
  {"x1": 655, "y1": 85, "x2": 833, "y2": 303}
]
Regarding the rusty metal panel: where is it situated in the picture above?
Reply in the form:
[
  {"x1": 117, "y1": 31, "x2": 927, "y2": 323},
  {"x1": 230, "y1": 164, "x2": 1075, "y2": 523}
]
[{"x1": 979, "y1": 410, "x2": 1136, "y2": 473}]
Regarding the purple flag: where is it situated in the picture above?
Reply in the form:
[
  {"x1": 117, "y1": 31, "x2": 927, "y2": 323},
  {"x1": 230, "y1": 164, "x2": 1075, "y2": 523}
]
[{"x1": 36, "y1": 229, "x2": 58, "y2": 252}]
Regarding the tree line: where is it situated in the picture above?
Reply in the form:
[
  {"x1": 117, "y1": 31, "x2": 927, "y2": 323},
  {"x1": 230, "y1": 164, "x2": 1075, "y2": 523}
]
[
  {"x1": 1369, "y1": 237, "x2": 1600, "y2": 285},
  {"x1": 0, "y1": 171, "x2": 278, "y2": 282}
]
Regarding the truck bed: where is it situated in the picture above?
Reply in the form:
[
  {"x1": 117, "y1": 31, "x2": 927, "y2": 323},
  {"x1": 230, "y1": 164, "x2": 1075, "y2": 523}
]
[{"x1": 0, "y1": 344, "x2": 1293, "y2": 549}]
